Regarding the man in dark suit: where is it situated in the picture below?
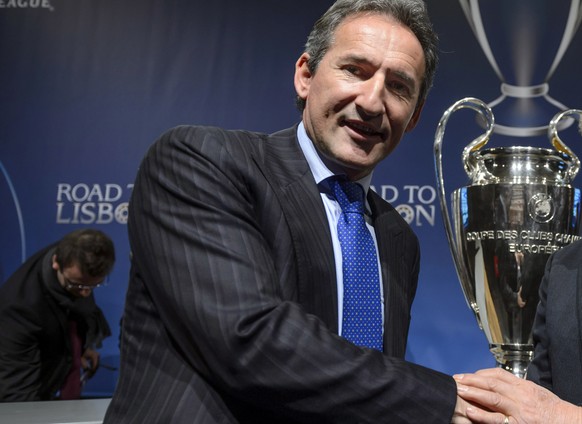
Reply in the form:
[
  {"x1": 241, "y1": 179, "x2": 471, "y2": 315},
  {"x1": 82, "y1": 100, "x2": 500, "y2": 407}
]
[
  {"x1": 105, "y1": 0, "x2": 470, "y2": 422},
  {"x1": 454, "y1": 240, "x2": 582, "y2": 423},
  {"x1": 0, "y1": 229, "x2": 114, "y2": 401}
]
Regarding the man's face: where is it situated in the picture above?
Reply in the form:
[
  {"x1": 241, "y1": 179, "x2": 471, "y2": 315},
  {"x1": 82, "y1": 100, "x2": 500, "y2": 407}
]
[
  {"x1": 52, "y1": 255, "x2": 106, "y2": 298},
  {"x1": 295, "y1": 13, "x2": 426, "y2": 180}
]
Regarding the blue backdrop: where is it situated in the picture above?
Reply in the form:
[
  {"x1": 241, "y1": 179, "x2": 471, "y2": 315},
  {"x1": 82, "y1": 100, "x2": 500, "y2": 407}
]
[{"x1": 1, "y1": 0, "x2": 581, "y2": 397}]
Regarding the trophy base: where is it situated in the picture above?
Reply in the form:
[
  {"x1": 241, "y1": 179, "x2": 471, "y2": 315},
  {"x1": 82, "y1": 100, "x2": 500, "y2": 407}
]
[{"x1": 491, "y1": 344, "x2": 533, "y2": 379}]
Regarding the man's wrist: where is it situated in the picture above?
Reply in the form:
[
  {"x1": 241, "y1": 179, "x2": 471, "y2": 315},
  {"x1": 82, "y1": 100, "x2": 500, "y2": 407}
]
[{"x1": 557, "y1": 401, "x2": 582, "y2": 423}]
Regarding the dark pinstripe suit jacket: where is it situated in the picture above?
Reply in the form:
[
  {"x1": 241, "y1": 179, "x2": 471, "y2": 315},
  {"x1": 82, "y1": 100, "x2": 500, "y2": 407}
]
[
  {"x1": 527, "y1": 239, "x2": 582, "y2": 406},
  {"x1": 105, "y1": 125, "x2": 456, "y2": 423}
]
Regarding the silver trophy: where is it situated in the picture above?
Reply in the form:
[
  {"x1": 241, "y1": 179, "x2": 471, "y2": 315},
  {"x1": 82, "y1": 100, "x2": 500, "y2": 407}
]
[{"x1": 435, "y1": 97, "x2": 582, "y2": 377}]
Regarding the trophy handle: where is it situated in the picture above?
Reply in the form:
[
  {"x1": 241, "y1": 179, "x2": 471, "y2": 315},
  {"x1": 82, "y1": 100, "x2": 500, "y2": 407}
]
[
  {"x1": 461, "y1": 101, "x2": 495, "y2": 178},
  {"x1": 434, "y1": 97, "x2": 495, "y2": 316},
  {"x1": 548, "y1": 109, "x2": 582, "y2": 181}
]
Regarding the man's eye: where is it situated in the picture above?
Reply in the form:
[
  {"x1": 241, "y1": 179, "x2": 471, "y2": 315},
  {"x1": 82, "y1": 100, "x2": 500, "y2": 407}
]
[
  {"x1": 344, "y1": 66, "x2": 360, "y2": 75},
  {"x1": 389, "y1": 81, "x2": 410, "y2": 96}
]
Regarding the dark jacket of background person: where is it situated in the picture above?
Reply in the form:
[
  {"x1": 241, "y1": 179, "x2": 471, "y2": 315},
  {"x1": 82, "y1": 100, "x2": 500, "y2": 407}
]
[
  {"x1": 0, "y1": 244, "x2": 110, "y2": 401},
  {"x1": 527, "y1": 239, "x2": 582, "y2": 406}
]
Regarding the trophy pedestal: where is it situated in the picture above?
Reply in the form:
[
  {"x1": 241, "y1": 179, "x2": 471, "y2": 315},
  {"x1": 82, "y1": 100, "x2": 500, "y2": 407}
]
[{"x1": 491, "y1": 344, "x2": 533, "y2": 378}]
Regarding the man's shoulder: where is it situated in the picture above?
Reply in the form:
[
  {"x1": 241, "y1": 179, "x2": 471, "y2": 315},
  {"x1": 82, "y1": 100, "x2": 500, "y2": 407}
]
[
  {"x1": 147, "y1": 124, "x2": 299, "y2": 164},
  {"x1": 0, "y1": 245, "x2": 54, "y2": 294},
  {"x1": 158, "y1": 125, "x2": 296, "y2": 146},
  {"x1": 0, "y1": 264, "x2": 49, "y2": 322},
  {"x1": 167, "y1": 124, "x2": 260, "y2": 137}
]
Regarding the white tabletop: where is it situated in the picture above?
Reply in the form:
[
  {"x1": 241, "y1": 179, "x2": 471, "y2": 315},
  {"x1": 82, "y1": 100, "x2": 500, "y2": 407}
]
[{"x1": 0, "y1": 398, "x2": 110, "y2": 424}]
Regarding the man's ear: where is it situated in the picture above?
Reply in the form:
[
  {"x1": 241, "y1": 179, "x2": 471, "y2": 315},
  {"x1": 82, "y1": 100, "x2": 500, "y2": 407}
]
[
  {"x1": 405, "y1": 99, "x2": 425, "y2": 132},
  {"x1": 294, "y1": 53, "x2": 312, "y2": 102},
  {"x1": 51, "y1": 254, "x2": 59, "y2": 271}
]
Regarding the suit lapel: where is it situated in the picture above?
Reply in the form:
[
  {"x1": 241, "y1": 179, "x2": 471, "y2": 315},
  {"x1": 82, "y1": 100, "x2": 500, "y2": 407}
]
[
  {"x1": 256, "y1": 127, "x2": 339, "y2": 333},
  {"x1": 369, "y1": 192, "x2": 408, "y2": 356},
  {"x1": 251, "y1": 127, "x2": 412, "y2": 345}
]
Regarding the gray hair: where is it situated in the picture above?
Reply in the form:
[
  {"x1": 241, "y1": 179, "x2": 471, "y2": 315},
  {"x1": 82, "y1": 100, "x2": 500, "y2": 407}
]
[{"x1": 296, "y1": 0, "x2": 439, "y2": 111}]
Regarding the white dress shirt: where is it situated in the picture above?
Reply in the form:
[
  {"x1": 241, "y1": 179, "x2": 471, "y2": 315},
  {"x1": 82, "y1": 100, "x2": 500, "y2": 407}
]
[{"x1": 296, "y1": 122, "x2": 385, "y2": 335}]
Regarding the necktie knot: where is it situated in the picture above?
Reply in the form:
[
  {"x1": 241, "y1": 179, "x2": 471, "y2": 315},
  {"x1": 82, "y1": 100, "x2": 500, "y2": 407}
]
[{"x1": 328, "y1": 177, "x2": 365, "y2": 214}]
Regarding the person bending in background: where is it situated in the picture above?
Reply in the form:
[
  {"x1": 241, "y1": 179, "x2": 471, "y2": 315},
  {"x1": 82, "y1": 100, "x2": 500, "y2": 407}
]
[{"x1": 0, "y1": 229, "x2": 115, "y2": 401}]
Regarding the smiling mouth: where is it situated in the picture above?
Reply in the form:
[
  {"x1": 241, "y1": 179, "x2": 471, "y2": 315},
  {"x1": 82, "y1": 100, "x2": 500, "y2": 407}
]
[{"x1": 343, "y1": 120, "x2": 385, "y2": 139}]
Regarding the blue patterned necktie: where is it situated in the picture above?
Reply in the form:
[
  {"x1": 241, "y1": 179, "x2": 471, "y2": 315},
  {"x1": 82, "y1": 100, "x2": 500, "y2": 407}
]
[{"x1": 329, "y1": 177, "x2": 383, "y2": 351}]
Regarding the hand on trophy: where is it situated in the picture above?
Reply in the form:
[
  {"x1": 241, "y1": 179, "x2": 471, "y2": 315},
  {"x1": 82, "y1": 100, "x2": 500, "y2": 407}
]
[{"x1": 453, "y1": 369, "x2": 582, "y2": 423}]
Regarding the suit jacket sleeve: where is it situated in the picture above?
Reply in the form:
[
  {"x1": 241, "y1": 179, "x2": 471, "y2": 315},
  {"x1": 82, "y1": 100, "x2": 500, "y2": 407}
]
[
  {"x1": 120, "y1": 125, "x2": 456, "y2": 423},
  {"x1": 526, "y1": 254, "x2": 553, "y2": 389},
  {"x1": 527, "y1": 241, "x2": 582, "y2": 404}
]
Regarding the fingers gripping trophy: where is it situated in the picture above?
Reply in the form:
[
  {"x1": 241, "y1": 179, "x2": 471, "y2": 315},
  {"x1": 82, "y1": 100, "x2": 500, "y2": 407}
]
[{"x1": 435, "y1": 98, "x2": 582, "y2": 377}]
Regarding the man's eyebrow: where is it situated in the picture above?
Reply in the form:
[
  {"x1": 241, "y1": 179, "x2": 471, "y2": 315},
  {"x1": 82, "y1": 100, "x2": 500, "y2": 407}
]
[
  {"x1": 340, "y1": 53, "x2": 372, "y2": 65},
  {"x1": 340, "y1": 53, "x2": 419, "y2": 92},
  {"x1": 391, "y1": 69, "x2": 418, "y2": 91}
]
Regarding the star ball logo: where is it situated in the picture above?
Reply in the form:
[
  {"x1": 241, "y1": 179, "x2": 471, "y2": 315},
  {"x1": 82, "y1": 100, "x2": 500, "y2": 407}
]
[
  {"x1": 0, "y1": 0, "x2": 55, "y2": 11},
  {"x1": 56, "y1": 183, "x2": 132, "y2": 225}
]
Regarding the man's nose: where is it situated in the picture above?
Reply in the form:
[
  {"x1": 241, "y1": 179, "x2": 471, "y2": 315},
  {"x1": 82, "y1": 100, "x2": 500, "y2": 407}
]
[
  {"x1": 356, "y1": 77, "x2": 386, "y2": 117},
  {"x1": 79, "y1": 288, "x2": 93, "y2": 298}
]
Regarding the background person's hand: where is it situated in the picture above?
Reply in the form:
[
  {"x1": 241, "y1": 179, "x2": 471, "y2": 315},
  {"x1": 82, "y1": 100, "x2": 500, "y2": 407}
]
[{"x1": 81, "y1": 348, "x2": 100, "y2": 380}]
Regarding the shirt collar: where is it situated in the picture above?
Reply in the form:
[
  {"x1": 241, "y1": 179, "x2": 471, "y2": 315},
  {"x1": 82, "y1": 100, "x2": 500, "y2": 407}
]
[{"x1": 296, "y1": 121, "x2": 373, "y2": 193}]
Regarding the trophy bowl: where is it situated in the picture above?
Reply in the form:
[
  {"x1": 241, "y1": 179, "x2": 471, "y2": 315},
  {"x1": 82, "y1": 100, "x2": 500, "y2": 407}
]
[{"x1": 435, "y1": 98, "x2": 582, "y2": 377}]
